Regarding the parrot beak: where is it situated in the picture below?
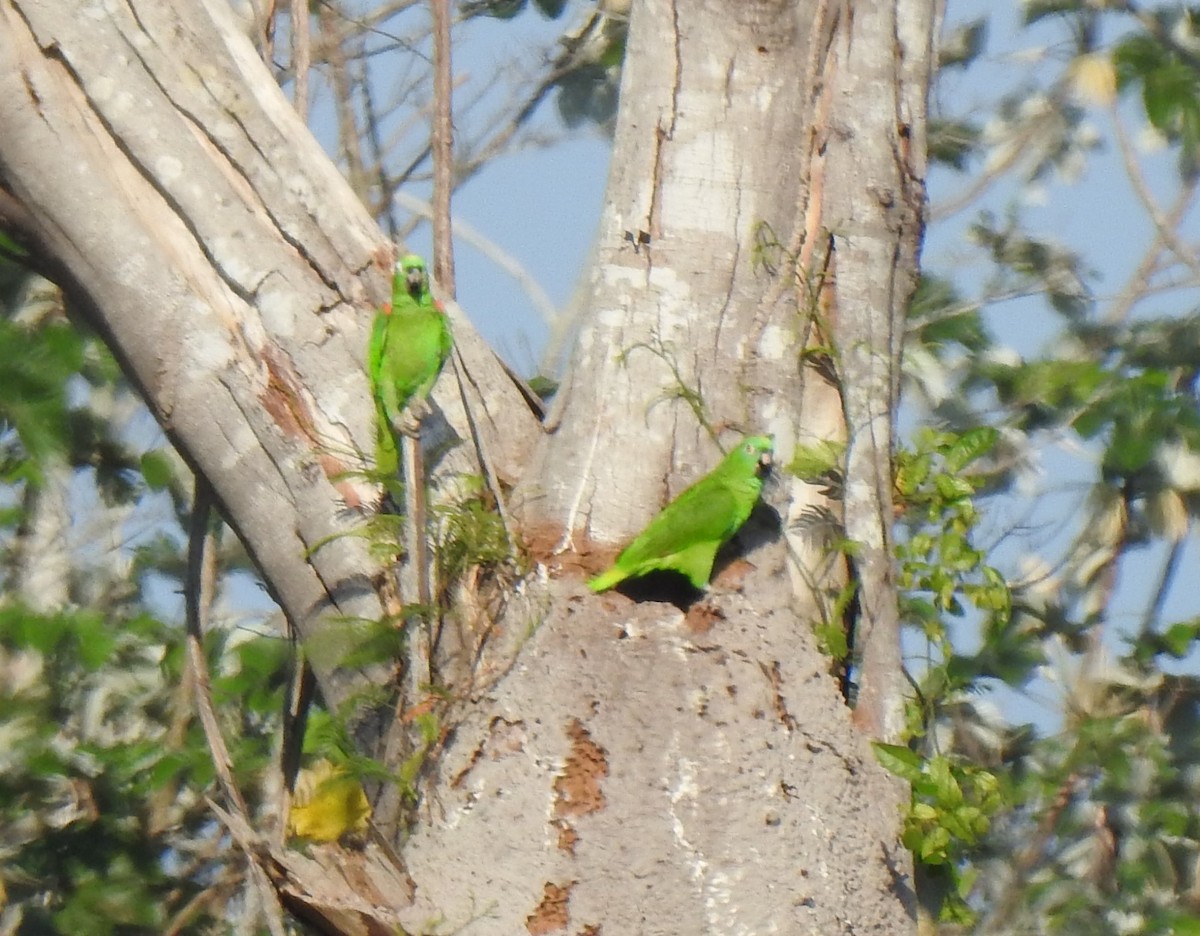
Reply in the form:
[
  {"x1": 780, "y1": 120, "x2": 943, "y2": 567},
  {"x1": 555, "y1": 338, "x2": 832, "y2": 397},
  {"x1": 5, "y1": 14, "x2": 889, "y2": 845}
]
[
  {"x1": 758, "y1": 450, "x2": 772, "y2": 474},
  {"x1": 405, "y1": 266, "x2": 426, "y2": 299}
]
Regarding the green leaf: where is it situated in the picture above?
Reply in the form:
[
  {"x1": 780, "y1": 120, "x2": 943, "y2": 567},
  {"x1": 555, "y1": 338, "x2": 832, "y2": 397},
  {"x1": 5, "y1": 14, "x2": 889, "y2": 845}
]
[
  {"x1": 943, "y1": 426, "x2": 999, "y2": 475},
  {"x1": 1163, "y1": 620, "x2": 1200, "y2": 657},
  {"x1": 871, "y1": 742, "x2": 923, "y2": 782},
  {"x1": 0, "y1": 230, "x2": 29, "y2": 259},
  {"x1": 787, "y1": 440, "x2": 844, "y2": 482},
  {"x1": 138, "y1": 450, "x2": 174, "y2": 491},
  {"x1": 73, "y1": 616, "x2": 117, "y2": 671},
  {"x1": 928, "y1": 756, "x2": 964, "y2": 807}
]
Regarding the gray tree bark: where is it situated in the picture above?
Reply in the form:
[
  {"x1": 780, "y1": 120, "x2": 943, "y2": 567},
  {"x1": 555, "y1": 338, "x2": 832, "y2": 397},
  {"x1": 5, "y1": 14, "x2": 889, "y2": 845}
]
[
  {"x1": 453, "y1": 0, "x2": 927, "y2": 931},
  {"x1": 0, "y1": 0, "x2": 536, "y2": 716},
  {"x1": 0, "y1": 0, "x2": 931, "y2": 931}
]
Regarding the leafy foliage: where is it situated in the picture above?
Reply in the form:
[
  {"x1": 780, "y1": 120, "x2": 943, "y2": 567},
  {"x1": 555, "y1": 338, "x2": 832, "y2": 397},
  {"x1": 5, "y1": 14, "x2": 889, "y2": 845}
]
[
  {"x1": 0, "y1": 604, "x2": 286, "y2": 934},
  {"x1": 430, "y1": 474, "x2": 512, "y2": 603},
  {"x1": 900, "y1": 1, "x2": 1200, "y2": 929},
  {"x1": 0, "y1": 272, "x2": 289, "y2": 933},
  {"x1": 1114, "y1": 9, "x2": 1200, "y2": 175}
]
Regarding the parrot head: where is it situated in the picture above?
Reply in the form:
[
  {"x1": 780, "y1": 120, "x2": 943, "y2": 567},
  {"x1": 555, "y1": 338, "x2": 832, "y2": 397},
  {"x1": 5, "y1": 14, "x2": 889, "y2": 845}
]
[
  {"x1": 399, "y1": 254, "x2": 429, "y2": 301},
  {"x1": 738, "y1": 435, "x2": 774, "y2": 477}
]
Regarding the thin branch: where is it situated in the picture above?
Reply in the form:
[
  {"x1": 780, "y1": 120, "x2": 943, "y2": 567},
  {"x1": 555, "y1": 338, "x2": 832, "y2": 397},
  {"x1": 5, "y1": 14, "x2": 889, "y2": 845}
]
[
  {"x1": 185, "y1": 479, "x2": 287, "y2": 936},
  {"x1": 185, "y1": 481, "x2": 243, "y2": 813},
  {"x1": 290, "y1": 0, "x2": 311, "y2": 117},
  {"x1": 448, "y1": 337, "x2": 514, "y2": 534},
  {"x1": 277, "y1": 647, "x2": 316, "y2": 848},
  {"x1": 930, "y1": 79, "x2": 1076, "y2": 222},
  {"x1": 1111, "y1": 104, "x2": 1200, "y2": 279},
  {"x1": 401, "y1": 0, "x2": 456, "y2": 677},
  {"x1": 314, "y1": 0, "x2": 428, "y2": 54},
  {"x1": 402, "y1": 434, "x2": 433, "y2": 693},
  {"x1": 1105, "y1": 114, "x2": 1200, "y2": 324},
  {"x1": 320, "y1": 5, "x2": 368, "y2": 200},
  {"x1": 1139, "y1": 521, "x2": 1188, "y2": 637},
  {"x1": 261, "y1": 0, "x2": 278, "y2": 64},
  {"x1": 431, "y1": 0, "x2": 456, "y2": 293},
  {"x1": 359, "y1": 45, "x2": 398, "y2": 243}
]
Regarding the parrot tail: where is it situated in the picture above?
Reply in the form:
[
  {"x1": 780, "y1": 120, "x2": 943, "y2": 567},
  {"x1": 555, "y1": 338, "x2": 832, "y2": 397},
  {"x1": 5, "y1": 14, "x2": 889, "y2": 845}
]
[{"x1": 587, "y1": 565, "x2": 628, "y2": 593}]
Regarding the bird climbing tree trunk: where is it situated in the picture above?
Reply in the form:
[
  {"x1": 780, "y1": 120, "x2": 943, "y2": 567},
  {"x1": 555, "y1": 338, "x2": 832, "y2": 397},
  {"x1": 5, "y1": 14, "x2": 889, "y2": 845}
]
[{"x1": 0, "y1": 0, "x2": 932, "y2": 931}]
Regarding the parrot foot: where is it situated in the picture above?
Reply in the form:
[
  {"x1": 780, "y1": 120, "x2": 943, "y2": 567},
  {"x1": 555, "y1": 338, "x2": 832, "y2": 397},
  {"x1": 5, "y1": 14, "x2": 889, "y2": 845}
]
[{"x1": 395, "y1": 400, "x2": 430, "y2": 437}]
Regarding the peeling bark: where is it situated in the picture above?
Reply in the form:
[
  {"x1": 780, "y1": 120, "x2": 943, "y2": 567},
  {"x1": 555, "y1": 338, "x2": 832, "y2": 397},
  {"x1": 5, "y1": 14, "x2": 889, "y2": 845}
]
[
  {"x1": 0, "y1": 0, "x2": 537, "y2": 717},
  {"x1": 400, "y1": 572, "x2": 913, "y2": 934},
  {"x1": 0, "y1": 0, "x2": 387, "y2": 709}
]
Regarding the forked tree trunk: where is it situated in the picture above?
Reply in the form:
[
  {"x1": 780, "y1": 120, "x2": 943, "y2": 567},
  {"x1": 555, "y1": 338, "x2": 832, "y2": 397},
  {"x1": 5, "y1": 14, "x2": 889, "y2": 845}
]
[
  {"x1": 417, "y1": 0, "x2": 929, "y2": 931},
  {"x1": 0, "y1": 0, "x2": 930, "y2": 931}
]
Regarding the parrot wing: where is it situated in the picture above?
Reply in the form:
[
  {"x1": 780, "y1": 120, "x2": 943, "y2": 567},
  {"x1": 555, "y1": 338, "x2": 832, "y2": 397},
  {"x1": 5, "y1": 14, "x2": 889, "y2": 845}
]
[
  {"x1": 588, "y1": 436, "x2": 771, "y2": 592},
  {"x1": 367, "y1": 309, "x2": 387, "y2": 394},
  {"x1": 619, "y1": 478, "x2": 742, "y2": 566},
  {"x1": 589, "y1": 478, "x2": 742, "y2": 591}
]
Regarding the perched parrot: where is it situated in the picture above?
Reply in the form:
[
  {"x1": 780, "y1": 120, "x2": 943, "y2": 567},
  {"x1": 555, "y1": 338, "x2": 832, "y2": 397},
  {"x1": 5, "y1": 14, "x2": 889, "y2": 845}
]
[
  {"x1": 368, "y1": 254, "x2": 453, "y2": 476},
  {"x1": 588, "y1": 435, "x2": 773, "y2": 592},
  {"x1": 286, "y1": 759, "x2": 371, "y2": 843}
]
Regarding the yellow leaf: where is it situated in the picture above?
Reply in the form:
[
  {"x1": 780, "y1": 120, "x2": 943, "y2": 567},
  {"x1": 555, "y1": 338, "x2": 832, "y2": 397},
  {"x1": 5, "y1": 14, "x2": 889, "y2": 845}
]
[{"x1": 287, "y1": 759, "x2": 371, "y2": 843}]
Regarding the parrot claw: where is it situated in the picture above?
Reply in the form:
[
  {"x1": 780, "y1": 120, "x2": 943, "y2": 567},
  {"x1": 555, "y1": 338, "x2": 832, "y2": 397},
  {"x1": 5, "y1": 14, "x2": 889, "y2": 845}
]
[
  {"x1": 397, "y1": 413, "x2": 423, "y2": 437},
  {"x1": 395, "y1": 398, "x2": 433, "y2": 437}
]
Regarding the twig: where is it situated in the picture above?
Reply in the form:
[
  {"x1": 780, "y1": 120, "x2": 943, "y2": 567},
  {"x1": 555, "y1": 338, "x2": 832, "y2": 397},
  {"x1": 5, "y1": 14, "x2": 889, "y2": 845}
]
[
  {"x1": 448, "y1": 341, "x2": 513, "y2": 534},
  {"x1": 186, "y1": 479, "x2": 287, "y2": 936},
  {"x1": 430, "y1": 0, "x2": 455, "y2": 294},
  {"x1": 261, "y1": 0, "x2": 278, "y2": 64},
  {"x1": 185, "y1": 481, "x2": 244, "y2": 815},
  {"x1": 359, "y1": 48, "x2": 398, "y2": 243},
  {"x1": 320, "y1": 4, "x2": 368, "y2": 199},
  {"x1": 402, "y1": 433, "x2": 433, "y2": 695},
  {"x1": 1105, "y1": 112, "x2": 1200, "y2": 324},
  {"x1": 277, "y1": 646, "x2": 316, "y2": 848},
  {"x1": 290, "y1": 0, "x2": 310, "y2": 117},
  {"x1": 1112, "y1": 105, "x2": 1200, "y2": 278},
  {"x1": 1139, "y1": 521, "x2": 1188, "y2": 637}
]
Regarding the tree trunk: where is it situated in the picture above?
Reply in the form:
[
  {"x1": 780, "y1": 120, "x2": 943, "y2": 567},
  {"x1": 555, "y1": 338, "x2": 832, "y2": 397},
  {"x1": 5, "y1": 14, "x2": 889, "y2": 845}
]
[
  {"x1": 411, "y1": 0, "x2": 927, "y2": 931},
  {"x1": 0, "y1": 0, "x2": 931, "y2": 930}
]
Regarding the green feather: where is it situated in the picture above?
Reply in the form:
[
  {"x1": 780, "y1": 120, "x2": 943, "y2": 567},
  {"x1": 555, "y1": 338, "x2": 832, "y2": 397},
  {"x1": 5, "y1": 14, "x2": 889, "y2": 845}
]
[
  {"x1": 589, "y1": 435, "x2": 773, "y2": 592},
  {"x1": 367, "y1": 254, "x2": 453, "y2": 475}
]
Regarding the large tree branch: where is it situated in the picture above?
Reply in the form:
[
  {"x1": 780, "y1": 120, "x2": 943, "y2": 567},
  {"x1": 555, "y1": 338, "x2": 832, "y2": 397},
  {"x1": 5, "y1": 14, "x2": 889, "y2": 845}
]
[{"x1": 0, "y1": 0, "x2": 537, "y2": 721}]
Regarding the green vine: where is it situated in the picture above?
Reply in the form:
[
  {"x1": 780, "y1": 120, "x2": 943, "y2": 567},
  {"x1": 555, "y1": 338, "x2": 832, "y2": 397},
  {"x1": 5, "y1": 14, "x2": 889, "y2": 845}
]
[{"x1": 878, "y1": 426, "x2": 1011, "y2": 924}]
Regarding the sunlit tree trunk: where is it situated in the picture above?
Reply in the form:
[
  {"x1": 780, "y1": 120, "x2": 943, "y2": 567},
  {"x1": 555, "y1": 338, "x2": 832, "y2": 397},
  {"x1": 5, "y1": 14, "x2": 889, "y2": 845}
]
[
  {"x1": 0, "y1": 0, "x2": 931, "y2": 930},
  {"x1": 433, "y1": 0, "x2": 930, "y2": 930}
]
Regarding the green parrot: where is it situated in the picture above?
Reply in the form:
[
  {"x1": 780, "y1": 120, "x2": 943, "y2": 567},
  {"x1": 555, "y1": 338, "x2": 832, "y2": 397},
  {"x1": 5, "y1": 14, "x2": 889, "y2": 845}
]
[
  {"x1": 368, "y1": 254, "x2": 453, "y2": 476},
  {"x1": 588, "y1": 435, "x2": 773, "y2": 592}
]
